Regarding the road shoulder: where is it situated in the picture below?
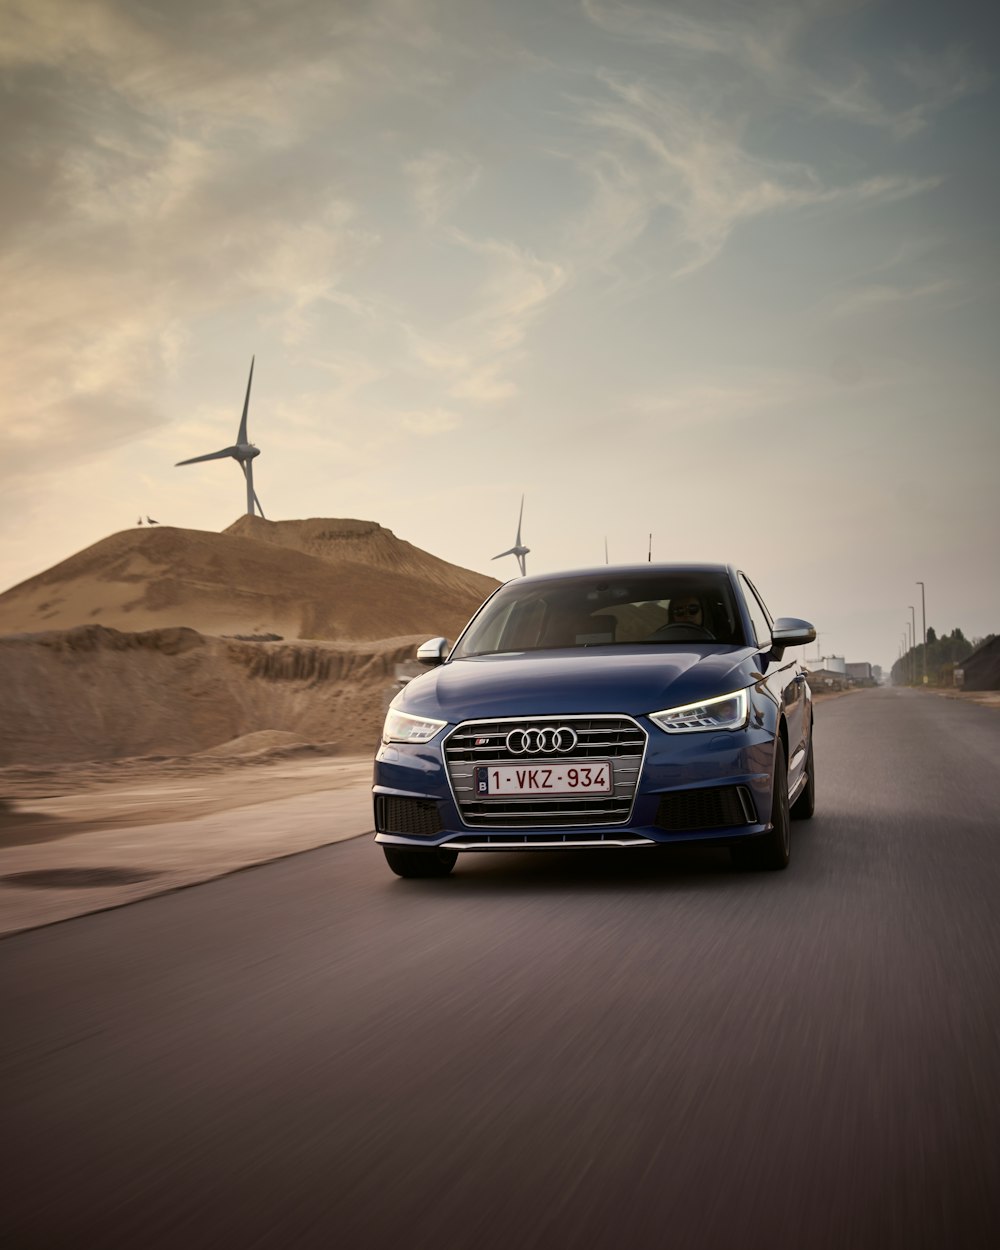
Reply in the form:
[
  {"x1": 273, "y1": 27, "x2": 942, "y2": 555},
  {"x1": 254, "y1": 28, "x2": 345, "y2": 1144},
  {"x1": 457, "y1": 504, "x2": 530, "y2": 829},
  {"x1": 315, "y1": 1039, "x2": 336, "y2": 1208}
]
[{"x1": 0, "y1": 752, "x2": 374, "y2": 937}]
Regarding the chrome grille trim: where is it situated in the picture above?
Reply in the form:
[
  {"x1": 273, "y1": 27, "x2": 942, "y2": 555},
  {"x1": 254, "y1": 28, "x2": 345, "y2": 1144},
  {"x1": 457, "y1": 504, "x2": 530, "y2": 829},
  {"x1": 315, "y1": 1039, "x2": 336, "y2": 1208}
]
[{"x1": 444, "y1": 714, "x2": 648, "y2": 829}]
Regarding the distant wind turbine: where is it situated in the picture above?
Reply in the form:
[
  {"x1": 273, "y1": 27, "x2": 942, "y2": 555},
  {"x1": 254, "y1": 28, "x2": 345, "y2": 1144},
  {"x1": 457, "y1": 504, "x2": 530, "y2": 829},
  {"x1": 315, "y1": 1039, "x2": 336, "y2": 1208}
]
[
  {"x1": 175, "y1": 357, "x2": 265, "y2": 517},
  {"x1": 492, "y1": 494, "x2": 530, "y2": 577}
]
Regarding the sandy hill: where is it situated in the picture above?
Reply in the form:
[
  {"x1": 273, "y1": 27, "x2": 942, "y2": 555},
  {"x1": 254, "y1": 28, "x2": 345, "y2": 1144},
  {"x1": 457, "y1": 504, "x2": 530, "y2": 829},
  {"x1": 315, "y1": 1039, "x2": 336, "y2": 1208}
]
[
  {"x1": 0, "y1": 518, "x2": 499, "y2": 642},
  {"x1": 0, "y1": 625, "x2": 422, "y2": 765},
  {"x1": 0, "y1": 518, "x2": 501, "y2": 765}
]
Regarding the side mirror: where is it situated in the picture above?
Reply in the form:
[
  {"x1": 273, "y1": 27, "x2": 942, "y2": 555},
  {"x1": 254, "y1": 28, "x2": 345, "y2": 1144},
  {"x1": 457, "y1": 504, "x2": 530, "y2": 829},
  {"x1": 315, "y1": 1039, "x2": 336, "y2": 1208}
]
[
  {"x1": 416, "y1": 637, "x2": 449, "y2": 667},
  {"x1": 770, "y1": 617, "x2": 816, "y2": 651}
]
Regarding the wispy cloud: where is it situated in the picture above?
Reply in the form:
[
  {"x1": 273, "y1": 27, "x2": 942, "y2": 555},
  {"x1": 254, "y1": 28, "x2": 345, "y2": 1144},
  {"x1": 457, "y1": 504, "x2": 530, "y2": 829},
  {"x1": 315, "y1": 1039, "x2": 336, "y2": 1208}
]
[
  {"x1": 895, "y1": 42, "x2": 992, "y2": 113},
  {"x1": 826, "y1": 278, "x2": 958, "y2": 319},
  {"x1": 448, "y1": 363, "x2": 519, "y2": 404},
  {"x1": 396, "y1": 232, "x2": 568, "y2": 405},
  {"x1": 405, "y1": 149, "x2": 481, "y2": 225},
  {"x1": 449, "y1": 230, "x2": 568, "y2": 350},
  {"x1": 628, "y1": 371, "x2": 840, "y2": 430},
  {"x1": 398, "y1": 406, "x2": 462, "y2": 435},
  {"x1": 576, "y1": 71, "x2": 938, "y2": 275},
  {"x1": 580, "y1": 0, "x2": 988, "y2": 138}
]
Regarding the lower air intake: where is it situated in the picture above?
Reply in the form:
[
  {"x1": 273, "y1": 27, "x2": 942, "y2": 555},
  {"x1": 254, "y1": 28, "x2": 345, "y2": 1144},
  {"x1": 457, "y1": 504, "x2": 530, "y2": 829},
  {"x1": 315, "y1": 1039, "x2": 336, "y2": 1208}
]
[
  {"x1": 655, "y1": 786, "x2": 756, "y2": 832},
  {"x1": 376, "y1": 795, "x2": 444, "y2": 838}
]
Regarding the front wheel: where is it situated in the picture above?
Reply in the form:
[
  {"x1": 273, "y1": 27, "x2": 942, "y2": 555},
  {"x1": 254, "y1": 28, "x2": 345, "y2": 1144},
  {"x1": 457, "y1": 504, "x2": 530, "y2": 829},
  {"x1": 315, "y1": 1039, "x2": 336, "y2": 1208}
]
[
  {"x1": 383, "y1": 846, "x2": 458, "y2": 879},
  {"x1": 790, "y1": 733, "x2": 815, "y2": 821},
  {"x1": 732, "y1": 739, "x2": 791, "y2": 871}
]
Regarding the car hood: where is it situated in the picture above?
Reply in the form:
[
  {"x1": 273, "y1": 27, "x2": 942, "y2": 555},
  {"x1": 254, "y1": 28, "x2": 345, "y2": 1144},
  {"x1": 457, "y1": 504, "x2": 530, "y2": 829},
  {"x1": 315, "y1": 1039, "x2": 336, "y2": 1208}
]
[{"x1": 398, "y1": 646, "x2": 760, "y2": 722}]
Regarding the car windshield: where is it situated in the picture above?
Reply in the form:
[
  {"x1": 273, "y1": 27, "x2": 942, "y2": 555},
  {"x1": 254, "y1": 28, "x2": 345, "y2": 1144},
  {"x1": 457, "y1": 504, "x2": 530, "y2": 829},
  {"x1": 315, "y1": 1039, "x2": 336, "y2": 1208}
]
[{"x1": 452, "y1": 571, "x2": 746, "y2": 657}]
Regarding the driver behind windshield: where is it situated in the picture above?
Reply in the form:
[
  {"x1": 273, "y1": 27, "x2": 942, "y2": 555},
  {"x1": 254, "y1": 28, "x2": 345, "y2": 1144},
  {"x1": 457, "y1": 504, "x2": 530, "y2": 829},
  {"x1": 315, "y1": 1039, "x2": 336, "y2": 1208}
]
[{"x1": 668, "y1": 595, "x2": 705, "y2": 628}]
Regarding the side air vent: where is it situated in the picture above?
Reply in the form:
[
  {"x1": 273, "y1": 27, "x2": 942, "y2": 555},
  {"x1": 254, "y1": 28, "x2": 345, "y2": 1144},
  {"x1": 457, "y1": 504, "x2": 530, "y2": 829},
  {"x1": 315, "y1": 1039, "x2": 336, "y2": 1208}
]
[
  {"x1": 655, "y1": 786, "x2": 756, "y2": 832},
  {"x1": 375, "y1": 795, "x2": 444, "y2": 838}
]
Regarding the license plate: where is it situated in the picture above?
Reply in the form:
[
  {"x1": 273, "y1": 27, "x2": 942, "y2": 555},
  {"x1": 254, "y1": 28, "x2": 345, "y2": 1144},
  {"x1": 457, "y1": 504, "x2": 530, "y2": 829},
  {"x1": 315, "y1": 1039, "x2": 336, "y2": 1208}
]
[{"x1": 474, "y1": 761, "x2": 613, "y2": 797}]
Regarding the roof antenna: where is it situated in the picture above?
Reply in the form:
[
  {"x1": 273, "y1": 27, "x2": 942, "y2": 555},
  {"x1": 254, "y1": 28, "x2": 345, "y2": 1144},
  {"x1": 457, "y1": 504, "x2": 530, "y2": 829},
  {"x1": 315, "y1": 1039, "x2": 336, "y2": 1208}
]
[{"x1": 648, "y1": 533, "x2": 652, "y2": 563}]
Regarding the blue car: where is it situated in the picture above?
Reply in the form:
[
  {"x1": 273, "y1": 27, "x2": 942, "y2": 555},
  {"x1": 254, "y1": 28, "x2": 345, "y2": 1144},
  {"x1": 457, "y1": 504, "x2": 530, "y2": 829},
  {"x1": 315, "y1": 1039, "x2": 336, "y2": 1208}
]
[{"x1": 374, "y1": 564, "x2": 816, "y2": 877}]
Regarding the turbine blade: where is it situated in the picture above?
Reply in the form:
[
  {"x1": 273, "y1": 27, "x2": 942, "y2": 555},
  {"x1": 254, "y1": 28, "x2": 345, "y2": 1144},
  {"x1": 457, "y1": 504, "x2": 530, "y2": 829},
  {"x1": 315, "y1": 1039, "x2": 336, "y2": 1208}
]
[
  {"x1": 237, "y1": 356, "x2": 255, "y2": 444},
  {"x1": 515, "y1": 494, "x2": 524, "y2": 546},
  {"x1": 492, "y1": 548, "x2": 516, "y2": 560},
  {"x1": 517, "y1": 553, "x2": 526, "y2": 576},
  {"x1": 175, "y1": 446, "x2": 239, "y2": 466},
  {"x1": 253, "y1": 489, "x2": 266, "y2": 519}
]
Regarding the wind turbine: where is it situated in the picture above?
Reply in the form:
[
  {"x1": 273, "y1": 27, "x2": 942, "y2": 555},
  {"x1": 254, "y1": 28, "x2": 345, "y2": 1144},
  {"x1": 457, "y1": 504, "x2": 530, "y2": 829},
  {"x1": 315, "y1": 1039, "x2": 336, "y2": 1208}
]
[
  {"x1": 175, "y1": 357, "x2": 265, "y2": 517},
  {"x1": 492, "y1": 494, "x2": 530, "y2": 577}
]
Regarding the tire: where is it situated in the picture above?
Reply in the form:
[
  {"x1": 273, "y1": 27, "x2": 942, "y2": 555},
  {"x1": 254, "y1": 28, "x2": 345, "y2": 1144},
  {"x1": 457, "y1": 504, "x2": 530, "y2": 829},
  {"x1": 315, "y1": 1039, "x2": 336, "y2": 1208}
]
[
  {"x1": 790, "y1": 733, "x2": 815, "y2": 821},
  {"x1": 383, "y1": 846, "x2": 458, "y2": 879},
  {"x1": 732, "y1": 738, "x2": 791, "y2": 871}
]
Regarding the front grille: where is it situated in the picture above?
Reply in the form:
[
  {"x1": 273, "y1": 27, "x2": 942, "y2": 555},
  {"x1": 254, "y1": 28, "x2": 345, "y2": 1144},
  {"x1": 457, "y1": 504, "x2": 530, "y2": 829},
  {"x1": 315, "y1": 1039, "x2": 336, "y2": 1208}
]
[
  {"x1": 445, "y1": 715, "x2": 646, "y2": 829},
  {"x1": 375, "y1": 795, "x2": 444, "y2": 838},
  {"x1": 655, "y1": 786, "x2": 756, "y2": 832}
]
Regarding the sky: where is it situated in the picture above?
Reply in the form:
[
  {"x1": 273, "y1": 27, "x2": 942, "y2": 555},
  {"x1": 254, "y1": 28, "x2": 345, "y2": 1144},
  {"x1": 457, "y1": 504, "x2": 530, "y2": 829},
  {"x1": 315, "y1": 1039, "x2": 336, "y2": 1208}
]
[{"x1": 1, "y1": 0, "x2": 998, "y2": 672}]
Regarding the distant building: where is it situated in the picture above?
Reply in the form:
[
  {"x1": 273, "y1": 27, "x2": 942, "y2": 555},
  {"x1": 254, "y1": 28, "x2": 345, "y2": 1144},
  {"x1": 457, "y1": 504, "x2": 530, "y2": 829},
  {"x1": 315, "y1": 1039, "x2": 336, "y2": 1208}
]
[
  {"x1": 805, "y1": 666, "x2": 848, "y2": 691},
  {"x1": 954, "y1": 637, "x2": 1000, "y2": 691},
  {"x1": 805, "y1": 659, "x2": 878, "y2": 690},
  {"x1": 811, "y1": 654, "x2": 846, "y2": 675}
]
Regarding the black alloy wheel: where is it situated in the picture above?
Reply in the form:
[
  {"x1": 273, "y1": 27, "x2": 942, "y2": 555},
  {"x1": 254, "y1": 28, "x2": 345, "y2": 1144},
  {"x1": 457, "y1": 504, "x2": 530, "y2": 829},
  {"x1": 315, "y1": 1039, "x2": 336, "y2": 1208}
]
[{"x1": 383, "y1": 847, "x2": 458, "y2": 879}]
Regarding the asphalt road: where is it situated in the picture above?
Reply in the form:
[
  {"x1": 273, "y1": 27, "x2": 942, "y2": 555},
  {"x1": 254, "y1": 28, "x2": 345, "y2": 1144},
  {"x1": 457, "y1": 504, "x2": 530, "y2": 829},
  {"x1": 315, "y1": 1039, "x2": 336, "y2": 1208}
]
[{"x1": 3, "y1": 688, "x2": 999, "y2": 1249}]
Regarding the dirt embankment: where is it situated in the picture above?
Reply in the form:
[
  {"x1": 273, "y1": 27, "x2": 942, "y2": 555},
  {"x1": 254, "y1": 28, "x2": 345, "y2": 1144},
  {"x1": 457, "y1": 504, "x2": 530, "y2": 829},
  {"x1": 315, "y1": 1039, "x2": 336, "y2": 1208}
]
[
  {"x1": 0, "y1": 625, "x2": 424, "y2": 766},
  {"x1": 0, "y1": 516, "x2": 498, "y2": 766}
]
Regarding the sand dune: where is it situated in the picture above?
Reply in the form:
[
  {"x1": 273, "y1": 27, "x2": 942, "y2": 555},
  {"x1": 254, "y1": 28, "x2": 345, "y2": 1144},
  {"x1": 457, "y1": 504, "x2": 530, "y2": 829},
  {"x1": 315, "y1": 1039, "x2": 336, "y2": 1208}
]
[
  {"x1": 0, "y1": 518, "x2": 500, "y2": 766},
  {"x1": 0, "y1": 517, "x2": 498, "y2": 641}
]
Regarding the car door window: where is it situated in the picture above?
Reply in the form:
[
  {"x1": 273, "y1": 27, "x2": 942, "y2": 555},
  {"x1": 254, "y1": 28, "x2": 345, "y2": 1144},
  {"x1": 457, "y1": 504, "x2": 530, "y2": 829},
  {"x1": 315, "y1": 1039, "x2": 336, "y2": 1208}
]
[{"x1": 739, "y1": 574, "x2": 772, "y2": 649}]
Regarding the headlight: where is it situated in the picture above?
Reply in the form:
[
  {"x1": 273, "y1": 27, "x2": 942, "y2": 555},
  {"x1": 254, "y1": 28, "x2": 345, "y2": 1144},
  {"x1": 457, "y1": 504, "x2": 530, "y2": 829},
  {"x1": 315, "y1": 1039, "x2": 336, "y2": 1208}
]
[
  {"x1": 649, "y1": 689, "x2": 749, "y2": 733},
  {"x1": 382, "y1": 708, "x2": 447, "y2": 745}
]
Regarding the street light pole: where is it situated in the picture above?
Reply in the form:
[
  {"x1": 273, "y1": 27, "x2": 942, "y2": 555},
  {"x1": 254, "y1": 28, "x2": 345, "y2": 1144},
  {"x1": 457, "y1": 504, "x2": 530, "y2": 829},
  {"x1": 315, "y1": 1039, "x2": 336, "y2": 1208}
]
[{"x1": 916, "y1": 581, "x2": 927, "y2": 685}]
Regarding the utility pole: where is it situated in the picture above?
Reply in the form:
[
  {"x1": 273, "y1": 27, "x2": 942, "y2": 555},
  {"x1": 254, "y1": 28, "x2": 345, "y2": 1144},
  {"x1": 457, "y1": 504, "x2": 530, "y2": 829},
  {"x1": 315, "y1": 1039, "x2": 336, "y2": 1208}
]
[{"x1": 916, "y1": 581, "x2": 927, "y2": 685}]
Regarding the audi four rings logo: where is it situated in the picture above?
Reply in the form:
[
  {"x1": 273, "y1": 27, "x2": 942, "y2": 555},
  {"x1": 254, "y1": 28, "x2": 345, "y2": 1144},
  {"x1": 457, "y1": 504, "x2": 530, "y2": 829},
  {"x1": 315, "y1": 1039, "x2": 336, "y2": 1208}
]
[{"x1": 505, "y1": 726, "x2": 578, "y2": 755}]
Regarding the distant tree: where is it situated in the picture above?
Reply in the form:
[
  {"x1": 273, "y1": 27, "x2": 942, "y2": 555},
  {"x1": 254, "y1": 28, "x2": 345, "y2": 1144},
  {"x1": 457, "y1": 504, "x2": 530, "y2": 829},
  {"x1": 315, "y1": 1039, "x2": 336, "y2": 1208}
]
[{"x1": 893, "y1": 627, "x2": 989, "y2": 687}]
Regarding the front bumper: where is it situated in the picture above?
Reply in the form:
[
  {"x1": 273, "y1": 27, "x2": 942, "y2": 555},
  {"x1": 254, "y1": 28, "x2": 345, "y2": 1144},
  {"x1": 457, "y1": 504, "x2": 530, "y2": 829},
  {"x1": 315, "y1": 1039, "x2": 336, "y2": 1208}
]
[{"x1": 373, "y1": 713, "x2": 776, "y2": 850}]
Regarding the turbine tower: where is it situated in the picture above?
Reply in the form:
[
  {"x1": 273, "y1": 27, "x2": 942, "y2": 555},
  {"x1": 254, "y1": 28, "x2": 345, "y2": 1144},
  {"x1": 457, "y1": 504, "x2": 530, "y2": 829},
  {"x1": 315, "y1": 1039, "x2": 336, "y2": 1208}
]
[
  {"x1": 492, "y1": 494, "x2": 530, "y2": 577},
  {"x1": 175, "y1": 357, "x2": 265, "y2": 517}
]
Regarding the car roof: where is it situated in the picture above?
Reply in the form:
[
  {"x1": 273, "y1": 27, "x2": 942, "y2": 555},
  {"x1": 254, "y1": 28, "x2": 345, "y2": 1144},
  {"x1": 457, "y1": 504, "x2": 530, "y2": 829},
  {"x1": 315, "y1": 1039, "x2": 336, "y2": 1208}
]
[{"x1": 509, "y1": 562, "x2": 736, "y2": 585}]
